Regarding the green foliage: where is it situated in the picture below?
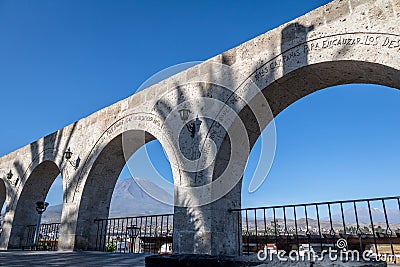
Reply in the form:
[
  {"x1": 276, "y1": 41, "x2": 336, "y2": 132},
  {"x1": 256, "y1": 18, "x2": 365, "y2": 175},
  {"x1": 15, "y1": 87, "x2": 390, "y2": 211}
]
[{"x1": 105, "y1": 240, "x2": 116, "y2": 252}]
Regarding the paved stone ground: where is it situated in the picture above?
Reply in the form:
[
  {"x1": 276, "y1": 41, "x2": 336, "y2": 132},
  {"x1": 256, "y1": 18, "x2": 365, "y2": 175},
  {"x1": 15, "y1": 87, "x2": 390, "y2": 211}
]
[
  {"x1": 1, "y1": 251, "x2": 398, "y2": 267},
  {"x1": 0, "y1": 251, "x2": 147, "y2": 266}
]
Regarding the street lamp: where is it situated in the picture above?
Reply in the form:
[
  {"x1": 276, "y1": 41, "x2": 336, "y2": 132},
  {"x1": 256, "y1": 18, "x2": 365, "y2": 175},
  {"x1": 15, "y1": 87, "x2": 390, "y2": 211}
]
[
  {"x1": 33, "y1": 201, "x2": 49, "y2": 249},
  {"x1": 178, "y1": 109, "x2": 202, "y2": 138},
  {"x1": 127, "y1": 225, "x2": 141, "y2": 253},
  {"x1": 64, "y1": 148, "x2": 80, "y2": 170},
  {"x1": 64, "y1": 148, "x2": 73, "y2": 160},
  {"x1": 179, "y1": 108, "x2": 190, "y2": 122},
  {"x1": 6, "y1": 170, "x2": 13, "y2": 180}
]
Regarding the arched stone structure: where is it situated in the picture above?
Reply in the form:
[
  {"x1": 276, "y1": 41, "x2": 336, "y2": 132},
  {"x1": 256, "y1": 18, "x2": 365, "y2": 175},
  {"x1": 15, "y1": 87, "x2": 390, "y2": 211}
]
[
  {"x1": 57, "y1": 114, "x2": 180, "y2": 251},
  {"x1": 0, "y1": 0, "x2": 399, "y2": 256},
  {"x1": 172, "y1": 1, "x2": 400, "y2": 255},
  {"x1": 7, "y1": 160, "x2": 60, "y2": 248},
  {"x1": 0, "y1": 179, "x2": 4, "y2": 242},
  {"x1": 71, "y1": 130, "x2": 166, "y2": 250},
  {"x1": 0, "y1": 135, "x2": 68, "y2": 250},
  {"x1": 0, "y1": 178, "x2": 5, "y2": 216}
]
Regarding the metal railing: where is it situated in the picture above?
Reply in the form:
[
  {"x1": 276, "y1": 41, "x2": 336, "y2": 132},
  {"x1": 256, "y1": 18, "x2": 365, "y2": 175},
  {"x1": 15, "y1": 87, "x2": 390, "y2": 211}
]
[
  {"x1": 231, "y1": 196, "x2": 400, "y2": 262},
  {"x1": 21, "y1": 195, "x2": 399, "y2": 262},
  {"x1": 94, "y1": 214, "x2": 173, "y2": 254},
  {"x1": 24, "y1": 223, "x2": 60, "y2": 251}
]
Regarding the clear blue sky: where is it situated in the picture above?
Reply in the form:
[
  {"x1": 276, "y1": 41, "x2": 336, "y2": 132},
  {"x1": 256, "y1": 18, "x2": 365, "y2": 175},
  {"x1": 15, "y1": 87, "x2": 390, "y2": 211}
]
[{"x1": 1, "y1": 1, "x2": 399, "y2": 211}]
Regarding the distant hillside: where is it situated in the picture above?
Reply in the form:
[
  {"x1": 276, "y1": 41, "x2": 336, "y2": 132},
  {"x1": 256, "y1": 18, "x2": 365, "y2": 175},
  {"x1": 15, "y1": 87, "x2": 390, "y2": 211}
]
[
  {"x1": 322, "y1": 206, "x2": 400, "y2": 224},
  {"x1": 42, "y1": 177, "x2": 173, "y2": 223},
  {"x1": 109, "y1": 177, "x2": 173, "y2": 218}
]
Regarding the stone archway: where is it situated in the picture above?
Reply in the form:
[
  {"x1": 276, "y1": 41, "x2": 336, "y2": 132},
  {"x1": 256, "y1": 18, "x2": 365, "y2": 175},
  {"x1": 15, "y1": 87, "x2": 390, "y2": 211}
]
[
  {"x1": 0, "y1": 178, "x2": 5, "y2": 236},
  {"x1": 191, "y1": 4, "x2": 400, "y2": 254},
  {"x1": 0, "y1": 179, "x2": 5, "y2": 215},
  {"x1": 208, "y1": 57, "x2": 400, "y2": 256},
  {"x1": 6, "y1": 160, "x2": 60, "y2": 249},
  {"x1": 0, "y1": 0, "x2": 399, "y2": 257},
  {"x1": 71, "y1": 130, "x2": 171, "y2": 250}
]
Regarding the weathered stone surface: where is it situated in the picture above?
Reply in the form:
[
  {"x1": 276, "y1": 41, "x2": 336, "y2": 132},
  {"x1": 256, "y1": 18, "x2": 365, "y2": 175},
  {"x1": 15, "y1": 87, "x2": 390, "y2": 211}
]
[{"x1": 1, "y1": 0, "x2": 400, "y2": 256}]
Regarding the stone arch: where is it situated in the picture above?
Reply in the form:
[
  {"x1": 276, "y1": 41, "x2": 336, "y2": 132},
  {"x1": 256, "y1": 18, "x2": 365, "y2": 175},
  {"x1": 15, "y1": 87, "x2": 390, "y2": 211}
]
[
  {"x1": 72, "y1": 128, "x2": 174, "y2": 250},
  {"x1": 208, "y1": 60, "x2": 400, "y2": 255},
  {"x1": 0, "y1": 178, "x2": 5, "y2": 234},
  {"x1": 7, "y1": 160, "x2": 60, "y2": 248},
  {"x1": 0, "y1": 179, "x2": 5, "y2": 248},
  {"x1": 0, "y1": 179, "x2": 5, "y2": 214},
  {"x1": 199, "y1": 7, "x2": 400, "y2": 255},
  {"x1": 240, "y1": 61, "x2": 400, "y2": 154}
]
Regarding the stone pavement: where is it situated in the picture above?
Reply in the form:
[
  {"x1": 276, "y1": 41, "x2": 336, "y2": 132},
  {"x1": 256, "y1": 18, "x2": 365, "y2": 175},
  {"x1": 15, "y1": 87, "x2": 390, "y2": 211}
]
[
  {"x1": 0, "y1": 251, "x2": 147, "y2": 266},
  {"x1": 1, "y1": 251, "x2": 398, "y2": 267}
]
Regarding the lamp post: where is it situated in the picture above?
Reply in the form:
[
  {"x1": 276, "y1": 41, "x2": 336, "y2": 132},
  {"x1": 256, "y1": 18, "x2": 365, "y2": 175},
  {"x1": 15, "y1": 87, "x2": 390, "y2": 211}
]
[
  {"x1": 64, "y1": 147, "x2": 80, "y2": 169},
  {"x1": 179, "y1": 108, "x2": 190, "y2": 121},
  {"x1": 33, "y1": 201, "x2": 48, "y2": 249},
  {"x1": 179, "y1": 108, "x2": 195, "y2": 137},
  {"x1": 178, "y1": 109, "x2": 202, "y2": 138},
  {"x1": 64, "y1": 148, "x2": 73, "y2": 160},
  {"x1": 6, "y1": 170, "x2": 13, "y2": 180},
  {"x1": 178, "y1": 108, "x2": 202, "y2": 160},
  {"x1": 127, "y1": 225, "x2": 140, "y2": 253}
]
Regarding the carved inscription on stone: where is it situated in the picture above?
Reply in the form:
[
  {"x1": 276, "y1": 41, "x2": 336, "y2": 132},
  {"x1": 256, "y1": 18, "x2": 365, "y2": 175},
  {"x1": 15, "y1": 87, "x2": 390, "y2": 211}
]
[{"x1": 253, "y1": 33, "x2": 400, "y2": 83}]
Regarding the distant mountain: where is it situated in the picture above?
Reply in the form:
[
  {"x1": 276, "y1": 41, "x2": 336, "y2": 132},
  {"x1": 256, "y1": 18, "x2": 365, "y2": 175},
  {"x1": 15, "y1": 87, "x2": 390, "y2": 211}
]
[
  {"x1": 322, "y1": 206, "x2": 400, "y2": 224},
  {"x1": 42, "y1": 204, "x2": 64, "y2": 223},
  {"x1": 42, "y1": 177, "x2": 173, "y2": 223},
  {"x1": 109, "y1": 177, "x2": 173, "y2": 218}
]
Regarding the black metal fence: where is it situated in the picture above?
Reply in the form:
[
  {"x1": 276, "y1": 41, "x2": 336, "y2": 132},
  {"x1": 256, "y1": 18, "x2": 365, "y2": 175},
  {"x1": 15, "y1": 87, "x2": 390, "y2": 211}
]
[
  {"x1": 231, "y1": 196, "x2": 400, "y2": 262},
  {"x1": 94, "y1": 214, "x2": 173, "y2": 254},
  {"x1": 21, "y1": 195, "x2": 400, "y2": 262},
  {"x1": 24, "y1": 223, "x2": 60, "y2": 251}
]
